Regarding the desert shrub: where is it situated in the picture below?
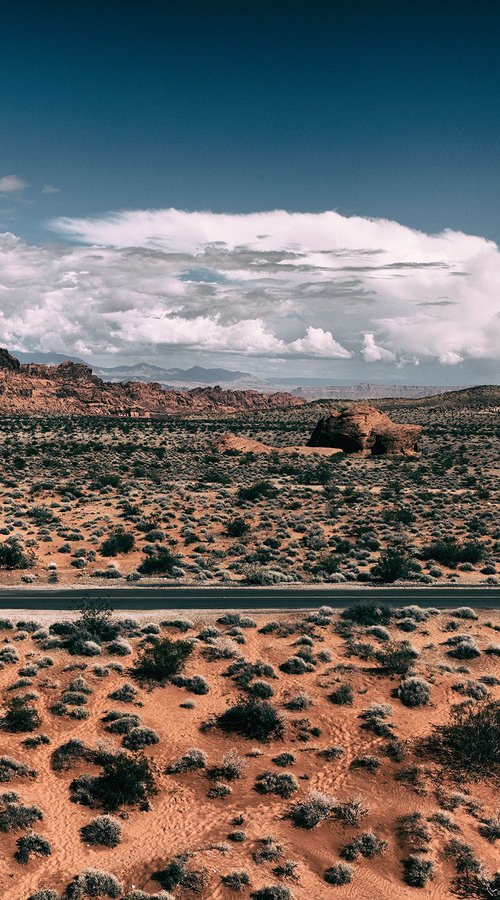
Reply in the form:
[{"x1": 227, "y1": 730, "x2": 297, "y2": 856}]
[
  {"x1": 252, "y1": 837, "x2": 285, "y2": 864},
  {"x1": 452, "y1": 872, "x2": 500, "y2": 899},
  {"x1": 422, "y1": 539, "x2": 484, "y2": 567},
  {"x1": 350, "y1": 755, "x2": 380, "y2": 774},
  {"x1": 447, "y1": 638, "x2": 481, "y2": 660},
  {"x1": 0, "y1": 795, "x2": 43, "y2": 832},
  {"x1": 172, "y1": 673, "x2": 210, "y2": 695},
  {"x1": 221, "y1": 870, "x2": 251, "y2": 891},
  {"x1": 213, "y1": 698, "x2": 285, "y2": 743},
  {"x1": 153, "y1": 853, "x2": 208, "y2": 892},
  {"x1": 396, "y1": 812, "x2": 431, "y2": 852},
  {"x1": 237, "y1": 480, "x2": 278, "y2": 504},
  {"x1": 287, "y1": 790, "x2": 335, "y2": 829},
  {"x1": 2, "y1": 695, "x2": 42, "y2": 732},
  {"x1": 167, "y1": 747, "x2": 207, "y2": 774},
  {"x1": 0, "y1": 539, "x2": 34, "y2": 569},
  {"x1": 333, "y1": 799, "x2": 368, "y2": 828},
  {"x1": 70, "y1": 752, "x2": 155, "y2": 811},
  {"x1": 451, "y1": 607, "x2": 479, "y2": 620},
  {"x1": 327, "y1": 683, "x2": 353, "y2": 706},
  {"x1": 340, "y1": 831, "x2": 387, "y2": 860},
  {"x1": 272, "y1": 752, "x2": 296, "y2": 767},
  {"x1": 0, "y1": 644, "x2": 19, "y2": 663},
  {"x1": 123, "y1": 726, "x2": 160, "y2": 751},
  {"x1": 27, "y1": 892, "x2": 60, "y2": 900},
  {"x1": 203, "y1": 636, "x2": 240, "y2": 661},
  {"x1": 324, "y1": 863, "x2": 354, "y2": 885},
  {"x1": 22, "y1": 734, "x2": 51, "y2": 749},
  {"x1": 101, "y1": 529, "x2": 135, "y2": 557},
  {"x1": 80, "y1": 815, "x2": 122, "y2": 847},
  {"x1": 132, "y1": 638, "x2": 193, "y2": 684},
  {"x1": 15, "y1": 830, "x2": 51, "y2": 863},
  {"x1": 226, "y1": 518, "x2": 250, "y2": 537},
  {"x1": 108, "y1": 683, "x2": 137, "y2": 703},
  {"x1": 317, "y1": 745, "x2": 345, "y2": 761},
  {"x1": 137, "y1": 547, "x2": 180, "y2": 576},
  {"x1": 107, "y1": 639, "x2": 133, "y2": 656},
  {"x1": 64, "y1": 868, "x2": 122, "y2": 898},
  {"x1": 250, "y1": 888, "x2": 292, "y2": 900},
  {"x1": 420, "y1": 700, "x2": 500, "y2": 779},
  {"x1": 207, "y1": 782, "x2": 231, "y2": 798},
  {"x1": 51, "y1": 740, "x2": 93, "y2": 772},
  {"x1": 373, "y1": 641, "x2": 419, "y2": 675},
  {"x1": 479, "y1": 817, "x2": 500, "y2": 842},
  {"x1": 248, "y1": 680, "x2": 275, "y2": 699},
  {"x1": 0, "y1": 755, "x2": 35, "y2": 782},
  {"x1": 370, "y1": 547, "x2": 416, "y2": 582},
  {"x1": 103, "y1": 712, "x2": 142, "y2": 734},
  {"x1": 228, "y1": 830, "x2": 246, "y2": 842},
  {"x1": 452, "y1": 680, "x2": 489, "y2": 701},
  {"x1": 279, "y1": 655, "x2": 313, "y2": 675},
  {"x1": 443, "y1": 839, "x2": 482, "y2": 873},
  {"x1": 397, "y1": 677, "x2": 431, "y2": 708},
  {"x1": 403, "y1": 854, "x2": 435, "y2": 887},
  {"x1": 341, "y1": 600, "x2": 391, "y2": 626},
  {"x1": 207, "y1": 751, "x2": 245, "y2": 782},
  {"x1": 283, "y1": 691, "x2": 312, "y2": 711},
  {"x1": 254, "y1": 771, "x2": 299, "y2": 799}
]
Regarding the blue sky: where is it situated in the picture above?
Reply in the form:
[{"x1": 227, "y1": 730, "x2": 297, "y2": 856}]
[{"x1": 0, "y1": 0, "x2": 499, "y2": 383}]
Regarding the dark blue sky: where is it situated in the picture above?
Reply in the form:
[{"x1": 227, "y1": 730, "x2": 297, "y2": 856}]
[{"x1": 1, "y1": 0, "x2": 500, "y2": 241}]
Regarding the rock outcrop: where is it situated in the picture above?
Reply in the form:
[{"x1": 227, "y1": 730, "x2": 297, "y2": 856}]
[
  {"x1": 215, "y1": 432, "x2": 342, "y2": 456},
  {"x1": 0, "y1": 350, "x2": 304, "y2": 417},
  {"x1": 308, "y1": 404, "x2": 422, "y2": 455}
]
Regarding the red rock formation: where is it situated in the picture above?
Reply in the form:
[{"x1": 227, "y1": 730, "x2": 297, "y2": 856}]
[
  {"x1": 308, "y1": 404, "x2": 422, "y2": 455},
  {"x1": 0, "y1": 350, "x2": 305, "y2": 417}
]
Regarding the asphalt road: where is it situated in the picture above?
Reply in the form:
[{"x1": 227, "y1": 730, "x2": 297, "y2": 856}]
[{"x1": 0, "y1": 586, "x2": 498, "y2": 610}]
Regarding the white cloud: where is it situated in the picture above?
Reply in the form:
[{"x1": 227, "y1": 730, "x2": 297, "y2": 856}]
[
  {"x1": 0, "y1": 207, "x2": 498, "y2": 370},
  {"x1": 41, "y1": 184, "x2": 60, "y2": 194},
  {"x1": 0, "y1": 175, "x2": 27, "y2": 193},
  {"x1": 361, "y1": 333, "x2": 396, "y2": 362}
]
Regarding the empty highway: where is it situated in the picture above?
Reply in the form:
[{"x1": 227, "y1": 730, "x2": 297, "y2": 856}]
[{"x1": 0, "y1": 585, "x2": 498, "y2": 611}]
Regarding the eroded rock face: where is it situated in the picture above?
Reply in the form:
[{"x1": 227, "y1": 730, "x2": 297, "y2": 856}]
[
  {"x1": 308, "y1": 404, "x2": 422, "y2": 455},
  {"x1": 0, "y1": 348, "x2": 21, "y2": 371}
]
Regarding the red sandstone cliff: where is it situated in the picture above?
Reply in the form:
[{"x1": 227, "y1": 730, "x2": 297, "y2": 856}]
[{"x1": 0, "y1": 350, "x2": 305, "y2": 417}]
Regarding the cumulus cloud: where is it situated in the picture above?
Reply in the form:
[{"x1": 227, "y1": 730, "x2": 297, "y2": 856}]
[
  {"x1": 0, "y1": 175, "x2": 27, "y2": 193},
  {"x1": 0, "y1": 208, "x2": 499, "y2": 369}
]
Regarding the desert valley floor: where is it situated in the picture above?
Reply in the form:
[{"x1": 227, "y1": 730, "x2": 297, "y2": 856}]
[{"x1": 0, "y1": 603, "x2": 498, "y2": 900}]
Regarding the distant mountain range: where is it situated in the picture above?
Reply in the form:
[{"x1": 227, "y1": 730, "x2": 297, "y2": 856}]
[{"x1": 7, "y1": 351, "x2": 472, "y2": 399}]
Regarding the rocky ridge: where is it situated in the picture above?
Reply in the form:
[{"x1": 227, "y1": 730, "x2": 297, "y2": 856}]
[{"x1": 0, "y1": 349, "x2": 304, "y2": 417}]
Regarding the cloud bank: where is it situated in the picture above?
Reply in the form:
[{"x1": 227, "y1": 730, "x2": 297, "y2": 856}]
[{"x1": 0, "y1": 209, "x2": 498, "y2": 370}]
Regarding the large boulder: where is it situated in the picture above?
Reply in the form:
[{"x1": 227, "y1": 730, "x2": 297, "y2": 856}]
[{"x1": 308, "y1": 404, "x2": 422, "y2": 455}]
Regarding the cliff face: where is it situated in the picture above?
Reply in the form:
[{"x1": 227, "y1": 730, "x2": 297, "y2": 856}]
[
  {"x1": 0, "y1": 351, "x2": 305, "y2": 416},
  {"x1": 308, "y1": 403, "x2": 422, "y2": 455}
]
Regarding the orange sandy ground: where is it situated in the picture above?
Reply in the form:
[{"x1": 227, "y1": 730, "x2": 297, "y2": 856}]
[{"x1": 0, "y1": 608, "x2": 498, "y2": 900}]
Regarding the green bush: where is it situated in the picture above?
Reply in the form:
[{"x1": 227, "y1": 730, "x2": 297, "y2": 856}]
[
  {"x1": 64, "y1": 868, "x2": 122, "y2": 898},
  {"x1": 137, "y1": 547, "x2": 180, "y2": 576},
  {"x1": 2, "y1": 695, "x2": 42, "y2": 733},
  {"x1": 71, "y1": 752, "x2": 155, "y2": 811},
  {"x1": 213, "y1": 698, "x2": 285, "y2": 743},
  {"x1": 15, "y1": 830, "x2": 51, "y2": 864},
  {"x1": 421, "y1": 700, "x2": 500, "y2": 779},
  {"x1": 132, "y1": 638, "x2": 193, "y2": 684},
  {"x1": 101, "y1": 529, "x2": 135, "y2": 556},
  {"x1": 80, "y1": 815, "x2": 122, "y2": 847}
]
